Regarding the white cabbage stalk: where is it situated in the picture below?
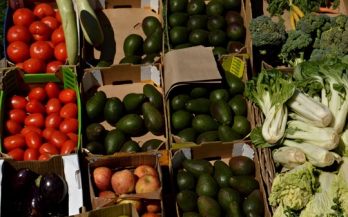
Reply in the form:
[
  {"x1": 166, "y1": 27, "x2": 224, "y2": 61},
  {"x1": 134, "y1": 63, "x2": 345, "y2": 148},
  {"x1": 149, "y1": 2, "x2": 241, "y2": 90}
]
[
  {"x1": 287, "y1": 90, "x2": 332, "y2": 127},
  {"x1": 338, "y1": 157, "x2": 348, "y2": 213},
  {"x1": 272, "y1": 146, "x2": 306, "y2": 170},
  {"x1": 283, "y1": 140, "x2": 342, "y2": 168},
  {"x1": 262, "y1": 104, "x2": 288, "y2": 144},
  {"x1": 335, "y1": 129, "x2": 348, "y2": 156},
  {"x1": 285, "y1": 120, "x2": 339, "y2": 150}
]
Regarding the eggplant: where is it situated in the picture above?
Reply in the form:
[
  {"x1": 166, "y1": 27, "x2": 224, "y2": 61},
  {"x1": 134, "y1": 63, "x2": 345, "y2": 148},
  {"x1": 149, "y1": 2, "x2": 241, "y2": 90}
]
[
  {"x1": 25, "y1": 185, "x2": 45, "y2": 217},
  {"x1": 12, "y1": 167, "x2": 36, "y2": 192},
  {"x1": 40, "y1": 172, "x2": 68, "y2": 204}
]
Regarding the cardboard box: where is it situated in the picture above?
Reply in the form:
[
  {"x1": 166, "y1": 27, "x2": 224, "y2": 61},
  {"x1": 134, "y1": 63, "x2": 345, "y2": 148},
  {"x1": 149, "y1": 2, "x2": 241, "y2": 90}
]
[
  {"x1": 80, "y1": 63, "x2": 168, "y2": 157},
  {"x1": 70, "y1": 203, "x2": 139, "y2": 217},
  {"x1": 170, "y1": 141, "x2": 271, "y2": 217},
  {"x1": 0, "y1": 154, "x2": 83, "y2": 216},
  {"x1": 87, "y1": 154, "x2": 163, "y2": 213},
  {"x1": 81, "y1": 0, "x2": 163, "y2": 66},
  {"x1": 0, "y1": 65, "x2": 82, "y2": 154}
]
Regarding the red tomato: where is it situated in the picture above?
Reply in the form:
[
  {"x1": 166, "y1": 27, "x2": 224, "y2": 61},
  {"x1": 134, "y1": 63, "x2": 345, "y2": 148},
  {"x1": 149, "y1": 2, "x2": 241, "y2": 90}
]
[
  {"x1": 60, "y1": 140, "x2": 77, "y2": 155},
  {"x1": 23, "y1": 58, "x2": 46, "y2": 74},
  {"x1": 45, "y1": 113, "x2": 63, "y2": 129},
  {"x1": 39, "y1": 142, "x2": 59, "y2": 155},
  {"x1": 24, "y1": 113, "x2": 45, "y2": 128},
  {"x1": 6, "y1": 41, "x2": 30, "y2": 63},
  {"x1": 55, "y1": 10, "x2": 62, "y2": 23},
  {"x1": 59, "y1": 118, "x2": 78, "y2": 134},
  {"x1": 50, "y1": 130, "x2": 68, "y2": 149},
  {"x1": 30, "y1": 41, "x2": 54, "y2": 62},
  {"x1": 54, "y1": 42, "x2": 67, "y2": 62},
  {"x1": 7, "y1": 148, "x2": 25, "y2": 161},
  {"x1": 8, "y1": 108, "x2": 27, "y2": 123},
  {"x1": 51, "y1": 28, "x2": 65, "y2": 46},
  {"x1": 9, "y1": 95, "x2": 27, "y2": 109},
  {"x1": 46, "y1": 60, "x2": 63, "y2": 73},
  {"x1": 46, "y1": 98, "x2": 62, "y2": 114},
  {"x1": 45, "y1": 40, "x2": 55, "y2": 49},
  {"x1": 20, "y1": 126, "x2": 42, "y2": 136},
  {"x1": 28, "y1": 87, "x2": 47, "y2": 102},
  {"x1": 58, "y1": 88, "x2": 76, "y2": 104},
  {"x1": 5, "y1": 120, "x2": 23, "y2": 135},
  {"x1": 25, "y1": 131, "x2": 42, "y2": 149},
  {"x1": 42, "y1": 127, "x2": 56, "y2": 141},
  {"x1": 60, "y1": 103, "x2": 78, "y2": 119},
  {"x1": 45, "y1": 82, "x2": 61, "y2": 99},
  {"x1": 38, "y1": 152, "x2": 51, "y2": 160},
  {"x1": 33, "y1": 3, "x2": 56, "y2": 19},
  {"x1": 24, "y1": 148, "x2": 40, "y2": 161},
  {"x1": 7, "y1": 25, "x2": 32, "y2": 44},
  {"x1": 29, "y1": 21, "x2": 52, "y2": 41},
  {"x1": 26, "y1": 99, "x2": 46, "y2": 114},
  {"x1": 67, "y1": 132, "x2": 78, "y2": 143},
  {"x1": 41, "y1": 16, "x2": 60, "y2": 30},
  {"x1": 13, "y1": 8, "x2": 35, "y2": 27},
  {"x1": 16, "y1": 62, "x2": 24, "y2": 68},
  {"x1": 3, "y1": 134, "x2": 26, "y2": 152}
]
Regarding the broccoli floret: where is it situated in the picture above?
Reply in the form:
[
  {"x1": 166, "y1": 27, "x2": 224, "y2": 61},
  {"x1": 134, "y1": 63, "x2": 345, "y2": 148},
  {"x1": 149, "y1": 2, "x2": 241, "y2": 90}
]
[
  {"x1": 278, "y1": 30, "x2": 313, "y2": 67},
  {"x1": 296, "y1": 13, "x2": 331, "y2": 35},
  {"x1": 330, "y1": 14, "x2": 348, "y2": 30},
  {"x1": 317, "y1": 27, "x2": 344, "y2": 49},
  {"x1": 310, "y1": 46, "x2": 345, "y2": 62}
]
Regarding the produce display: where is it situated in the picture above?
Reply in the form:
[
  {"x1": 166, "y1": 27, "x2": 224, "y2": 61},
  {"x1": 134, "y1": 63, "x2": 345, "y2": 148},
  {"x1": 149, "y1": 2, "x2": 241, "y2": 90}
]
[{"x1": 175, "y1": 156, "x2": 264, "y2": 216}]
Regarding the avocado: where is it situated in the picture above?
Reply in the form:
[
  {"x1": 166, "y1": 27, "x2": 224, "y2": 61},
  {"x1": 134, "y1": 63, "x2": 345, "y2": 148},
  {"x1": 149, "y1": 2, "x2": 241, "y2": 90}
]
[
  {"x1": 189, "y1": 29, "x2": 209, "y2": 46},
  {"x1": 143, "y1": 25, "x2": 163, "y2": 55},
  {"x1": 231, "y1": 115, "x2": 251, "y2": 138},
  {"x1": 141, "y1": 138, "x2": 163, "y2": 152},
  {"x1": 226, "y1": 201, "x2": 244, "y2": 217},
  {"x1": 218, "y1": 125, "x2": 242, "y2": 142},
  {"x1": 185, "y1": 98, "x2": 212, "y2": 114},
  {"x1": 174, "y1": 43, "x2": 192, "y2": 50},
  {"x1": 210, "y1": 99, "x2": 234, "y2": 125},
  {"x1": 187, "y1": 15, "x2": 208, "y2": 31},
  {"x1": 218, "y1": 187, "x2": 242, "y2": 211},
  {"x1": 227, "y1": 41, "x2": 244, "y2": 54},
  {"x1": 171, "y1": 110, "x2": 194, "y2": 132},
  {"x1": 192, "y1": 114, "x2": 221, "y2": 133},
  {"x1": 187, "y1": 0, "x2": 206, "y2": 15},
  {"x1": 229, "y1": 175, "x2": 260, "y2": 195},
  {"x1": 170, "y1": 26, "x2": 190, "y2": 46},
  {"x1": 177, "y1": 127, "x2": 197, "y2": 143},
  {"x1": 209, "y1": 88, "x2": 230, "y2": 102},
  {"x1": 177, "y1": 169, "x2": 197, "y2": 191},
  {"x1": 190, "y1": 87, "x2": 209, "y2": 98},
  {"x1": 177, "y1": 190, "x2": 199, "y2": 212},
  {"x1": 213, "y1": 160, "x2": 234, "y2": 188},
  {"x1": 182, "y1": 159, "x2": 214, "y2": 178},
  {"x1": 104, "y1": 97, "x2": 125, "y2": 126},
  {"x1": 169, "y1": 12, "x2": 190, "y2": 27},
  {"x1": 205, "y1": 0, "x2": 224, "y2": 16},
  {"x1": 142, "y1": 16, "x2": 161, "y2": 37},
  {"x1": 171, "y1": 94, "x2": 191, "y2": 111},
  {"x1": 229, "y1": 155, "x2": 255, "y2": 176},
  {"x1": 142, "y1": 102, "x2": 166, "y2": 136},
  {"x1": 226, "y1": 22, "x2": 246, "y2": 43},
  {"x1": 196, "y1": 131, "x2": 219, "y2": 144},
  {"x1": 122, "y1": 93, "x2": 147, "y2": 114},
  {"x1": 222, "y1": 0, "x2": 241, "y2": 11},
  {"x1": 104, "y1": 129, "x2": 128, "y2": 155},
  {"x1": 85, "y1": 141, "x2": 105, "y2": 155},
  {"x1": 225, "y1": 11, "x2": 244, "y2": 25},
  {"x1": 119, "y1": 140, "x2": 141, "y2": 153},
  {"x1": 225, "y1": 71, "x2": 245, "y2": 95},
  {"x1": 141, "y1": 53, "x2": 160, "y2": 64},
  {"x1": 119, "y1": 55, "x2": 142, "y2": 64},
  {"x1": 169, "y1": 0, "x2": 188, "y2": 13},
  {"x1": 207, "y1": 15, "x2": 226, "y2": 31},
  {"x1": 182, "y1": 212, "x2": 201, "y2": 217},
  {"x1": 143, "y1": 84, "x2": 163, "y2": 111},
  {"x1": 115, "y1": 114, "x2": 146, "y2": 136},
  {"x1": 197, "y1": 196, "x2": 221, "y2": 217},
  {"x1": 86, "y1": 90, "x2": 107, "y2": 122},
  {"x1": 228, "y1": 94, "x2": 247, "y2": 116},
  {"x1": 123, "y1": 34, "x2": 144, "y2": 57},
  {"x1": 208, "y1": 29, "x2": 227, "y2": 47},
  {"x1": 242, "y1": 189, "x2": 264, "y2": 216},
  {"x1": 196, "y1": 173, "x2": 219, "y2": 198},
  {"x1": 85, "y1": 122, "x2": 105, "y2": 142},
  {"x1": 212, "y1": 46, "x2": 228, "y2": 59}
]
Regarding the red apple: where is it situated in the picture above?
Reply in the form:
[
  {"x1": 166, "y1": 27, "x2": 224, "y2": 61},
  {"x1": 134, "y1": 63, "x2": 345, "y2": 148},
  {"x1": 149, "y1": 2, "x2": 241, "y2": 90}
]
[
  {"x1": 134, "y1": 165, "x2": 159, "y2": 179},
  {"x1": 99, "y1": 190, "x2": 117, "y2": 199},
  {"x1": 135, "y1": 174, "x2": 161, "y2": 194},
  {"x1": 141, "y1": 212, "x2": 161, "y2": 217},
  {"x1": 143, "y1": 199, "x2": 161, "y2": 213},
  {"x1": 111, "y1": 169, "x2": 137, "y2": 195},
  {"x1": 93, "y1": 166, "x2": 113, "y2": 191},
  {"x1": 117, "y1": 198, "x2": 143, "y2": 213}
]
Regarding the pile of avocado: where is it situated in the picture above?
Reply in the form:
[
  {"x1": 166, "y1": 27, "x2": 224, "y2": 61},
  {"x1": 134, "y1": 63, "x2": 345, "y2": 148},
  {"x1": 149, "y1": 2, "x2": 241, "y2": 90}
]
[
  {"x1": 176, "y1": 156, "x2": 264, "y2": 216},
  {"x1": 83, "y1": 84, "x2": 165, "y2": 155},
  {"x1": 120, "y1": 16, "x2": 163, "y2": 64},
  {"x1": 167, "y1": 0, "x2": 246, "y2": 57},
  {"x1": 169, "y1": 73, "x2": 251, "y2": 145}
]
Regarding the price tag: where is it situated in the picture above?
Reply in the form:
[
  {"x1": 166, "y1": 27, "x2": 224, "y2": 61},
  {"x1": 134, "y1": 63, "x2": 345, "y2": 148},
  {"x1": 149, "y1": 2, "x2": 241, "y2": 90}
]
[{"x1": 222, "y1": 56, "x2": 245, "y2": 79}]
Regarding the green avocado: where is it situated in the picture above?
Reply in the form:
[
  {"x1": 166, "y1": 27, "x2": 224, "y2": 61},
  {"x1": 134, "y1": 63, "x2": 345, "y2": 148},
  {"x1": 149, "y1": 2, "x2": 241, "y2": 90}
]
[
  {"x1": 86, "y1": 90, "x2": 107, "y2": 122},
  {"x1": 143, "y1": 25, "x2": 163, "y2": 55},
  {"x1": 192, "y1": 114, "x2": 220, "y2": 133},
  {"x1": 115, "y1": 114, "x2": 146, "y2": 136},
  {"x1": 104, "y1": 97, "x2": 125, "y2": 126},
  {"x1": 182, "y1": 159, "x2": 214, "y2": 178},
  {"x1": 104, "y1": 129, "x2": 129, "y2": 155},
  {"x1": 142, "y1": 16, "x2": 161, "y2": 37},
  {"x1": 123, "y1": 34, "x2": 144, "y2": 57}
]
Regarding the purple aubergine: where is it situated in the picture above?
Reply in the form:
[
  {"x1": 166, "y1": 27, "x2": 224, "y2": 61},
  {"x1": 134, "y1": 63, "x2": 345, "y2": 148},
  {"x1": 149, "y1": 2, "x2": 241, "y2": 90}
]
[
  {"x1": 40, "y1": 172, "x2": 68, "y2": 204},
  {"x1": 12, "y1": 167, "x2": 36, "y2": 192},
  {"x1": 25, "y1": 185, "x2": 45, "y2": 217}
]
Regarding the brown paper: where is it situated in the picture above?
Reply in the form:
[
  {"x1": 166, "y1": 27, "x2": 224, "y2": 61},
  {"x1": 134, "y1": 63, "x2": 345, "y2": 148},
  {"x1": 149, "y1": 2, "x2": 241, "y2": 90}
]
[{"x1": 163, "y1": 46, "x2": 222, "y2": 99}]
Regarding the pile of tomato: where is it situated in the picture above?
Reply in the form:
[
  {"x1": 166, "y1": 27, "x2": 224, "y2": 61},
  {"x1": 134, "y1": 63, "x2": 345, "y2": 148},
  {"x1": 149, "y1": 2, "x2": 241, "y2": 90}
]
[
  {"x1": 6, "y1": 3, "x2": 67, "y2": 74},
  {"x1": 4, "y1": 82, "x2": 79, "y2": 161}
]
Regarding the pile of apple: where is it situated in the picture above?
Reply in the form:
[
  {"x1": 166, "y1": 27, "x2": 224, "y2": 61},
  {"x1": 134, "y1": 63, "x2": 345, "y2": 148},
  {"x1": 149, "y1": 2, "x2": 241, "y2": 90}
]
[{"x1": 93, "y1": 164, "x2": 162, "y2": 217}]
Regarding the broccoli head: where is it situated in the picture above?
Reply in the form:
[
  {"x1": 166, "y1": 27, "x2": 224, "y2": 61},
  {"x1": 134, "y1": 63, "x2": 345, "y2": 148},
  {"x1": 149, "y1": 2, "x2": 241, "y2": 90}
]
[
  {"x1": 310, "y1": 46, "x2": 345, "y2": 62},
  {"x1": 330, "y1": 14, "x2": 348, "y2": 30},
  {"x1": 295, "y1": 13, "x2": 331, "y2": 35},
  {"x1": 278, "y1": 30, "x2": 313, "y2": 67},
  {"x1": 317, "y1": 27, "x2": 344, "y2": 49}
]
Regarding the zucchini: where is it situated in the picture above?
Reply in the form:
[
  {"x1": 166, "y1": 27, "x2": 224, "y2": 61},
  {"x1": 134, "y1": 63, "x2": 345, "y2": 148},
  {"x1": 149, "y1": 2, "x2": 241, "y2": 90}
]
[
  {"x1": 76, "y1": 0, "x2": 104, "y2": 47},
  {"x1": 56, "y1": 0, "x2": 78, "y2": 65}
]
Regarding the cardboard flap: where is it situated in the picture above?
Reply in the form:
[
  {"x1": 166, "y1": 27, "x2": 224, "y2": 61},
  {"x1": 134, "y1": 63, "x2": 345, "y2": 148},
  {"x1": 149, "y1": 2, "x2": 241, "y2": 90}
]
[{"x1": 163, "y1": 46, "x2": 222, "y2": 99}]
